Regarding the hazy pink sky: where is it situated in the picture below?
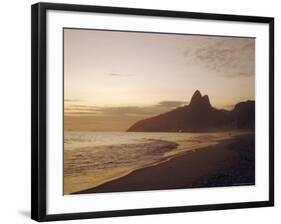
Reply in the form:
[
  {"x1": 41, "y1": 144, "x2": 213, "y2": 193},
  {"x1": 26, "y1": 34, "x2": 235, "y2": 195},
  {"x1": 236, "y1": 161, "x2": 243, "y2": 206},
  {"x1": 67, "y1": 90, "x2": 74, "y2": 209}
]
[{"x1": 64, "y1": 28, "x2": 255, "y2": 131}]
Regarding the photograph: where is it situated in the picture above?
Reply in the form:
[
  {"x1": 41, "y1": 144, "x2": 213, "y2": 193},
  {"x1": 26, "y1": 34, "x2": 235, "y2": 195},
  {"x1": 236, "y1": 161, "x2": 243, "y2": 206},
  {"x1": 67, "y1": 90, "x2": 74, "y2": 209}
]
[
  {"x1": 63, "y1": 28, "x2": 255, "y2": 195},
  {"x1": 30, "y1": 2, "x2": 274, "y2": 221}
]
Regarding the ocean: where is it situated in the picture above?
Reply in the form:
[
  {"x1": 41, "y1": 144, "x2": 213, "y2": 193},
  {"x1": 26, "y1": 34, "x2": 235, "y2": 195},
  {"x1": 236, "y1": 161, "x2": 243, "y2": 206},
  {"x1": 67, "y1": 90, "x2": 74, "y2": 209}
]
[{"x1": 64, "y1": 131, "x2": 235, "y2": 194}]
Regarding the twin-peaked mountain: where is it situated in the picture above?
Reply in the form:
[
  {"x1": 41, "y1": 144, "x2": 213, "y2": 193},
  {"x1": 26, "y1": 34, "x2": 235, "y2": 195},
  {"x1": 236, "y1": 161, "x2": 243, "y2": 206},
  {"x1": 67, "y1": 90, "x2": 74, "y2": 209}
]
[{"x1": 127, "y1": 90, "x2": 255, "y2": 132}]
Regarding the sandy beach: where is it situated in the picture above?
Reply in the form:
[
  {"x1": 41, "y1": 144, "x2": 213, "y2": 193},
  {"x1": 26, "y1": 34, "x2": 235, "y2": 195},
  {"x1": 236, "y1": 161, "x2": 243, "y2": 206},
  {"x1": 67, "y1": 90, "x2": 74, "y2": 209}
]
[{"x1": 74, "y1": 133, "x2": 255, "y2": 194}]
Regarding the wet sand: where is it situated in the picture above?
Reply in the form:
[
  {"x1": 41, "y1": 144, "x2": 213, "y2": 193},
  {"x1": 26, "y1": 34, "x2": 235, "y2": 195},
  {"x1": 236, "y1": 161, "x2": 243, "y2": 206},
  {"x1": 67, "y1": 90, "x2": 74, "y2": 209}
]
[{"x1": 74, "y1": 133, "x2": 255, "y2": 194}]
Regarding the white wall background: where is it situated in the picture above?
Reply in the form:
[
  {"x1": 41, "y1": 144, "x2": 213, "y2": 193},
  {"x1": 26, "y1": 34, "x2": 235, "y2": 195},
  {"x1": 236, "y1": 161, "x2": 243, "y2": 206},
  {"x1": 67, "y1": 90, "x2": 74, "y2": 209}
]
[{"x1": 0, "y1": 0, "x2": 279, "y2": 223}]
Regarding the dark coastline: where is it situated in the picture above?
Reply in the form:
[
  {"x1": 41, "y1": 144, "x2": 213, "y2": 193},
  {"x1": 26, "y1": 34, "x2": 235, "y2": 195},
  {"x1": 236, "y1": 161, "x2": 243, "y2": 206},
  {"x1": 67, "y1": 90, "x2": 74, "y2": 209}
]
[{"x1": 74, "y1": 133, "x2": 255, "y2": 194}]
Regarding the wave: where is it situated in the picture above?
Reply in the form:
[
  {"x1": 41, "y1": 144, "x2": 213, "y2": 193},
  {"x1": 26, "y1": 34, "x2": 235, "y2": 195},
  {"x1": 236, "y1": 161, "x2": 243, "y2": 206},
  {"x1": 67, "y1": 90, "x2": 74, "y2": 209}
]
[{"x1": 64, "y1": 138, "x2": 178, "y2": 194}]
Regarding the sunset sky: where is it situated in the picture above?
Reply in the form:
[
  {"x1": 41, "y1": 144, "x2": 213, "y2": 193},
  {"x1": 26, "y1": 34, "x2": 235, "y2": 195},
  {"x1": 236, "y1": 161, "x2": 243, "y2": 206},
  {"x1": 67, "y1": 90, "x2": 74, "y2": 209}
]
[{"x1": 64, "y1": 28, "x2": 255, "y2": 131}]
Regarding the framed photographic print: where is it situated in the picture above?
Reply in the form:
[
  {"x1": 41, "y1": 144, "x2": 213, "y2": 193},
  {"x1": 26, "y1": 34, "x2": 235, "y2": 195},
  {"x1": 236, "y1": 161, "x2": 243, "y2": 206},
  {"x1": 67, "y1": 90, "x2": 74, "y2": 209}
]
[{"x1": 31, "y1": 2, "x2": 274, "y2": 222}]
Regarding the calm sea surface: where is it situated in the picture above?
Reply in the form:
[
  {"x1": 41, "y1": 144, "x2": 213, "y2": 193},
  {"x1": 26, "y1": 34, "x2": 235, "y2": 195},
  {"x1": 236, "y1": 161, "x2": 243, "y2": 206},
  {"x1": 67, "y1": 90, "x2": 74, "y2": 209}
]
[{"x1": 64, "y1": 131, "x2": 236, "y2": 194}]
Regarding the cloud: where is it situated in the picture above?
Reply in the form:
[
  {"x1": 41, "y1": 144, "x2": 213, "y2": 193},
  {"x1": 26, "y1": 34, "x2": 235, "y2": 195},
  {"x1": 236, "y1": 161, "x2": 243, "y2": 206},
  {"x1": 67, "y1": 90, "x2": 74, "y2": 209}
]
[
  {"x1": 64, "y1": 99, "x2": 81, "y2": 102},
  {"x1": 64, "y1": 100, "x2": 187, "y2": 117},
  {"x1": 108, "y1": 73, "x2": 122, "y2": 76},
  {"x1": 65, "y1": 106, "x2": 155, "y2": 117},
  {"x1": 156, "y1": 101, "x2": 186, "y2": 108},
  {"x1": 183, "y1": 37, "x2": 255, "y2": 77}
]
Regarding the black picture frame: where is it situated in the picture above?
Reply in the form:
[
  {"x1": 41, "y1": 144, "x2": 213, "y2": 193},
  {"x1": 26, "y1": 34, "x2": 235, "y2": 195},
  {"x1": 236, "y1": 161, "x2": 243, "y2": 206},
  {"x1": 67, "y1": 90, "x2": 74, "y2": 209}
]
[{"x1": 31, "y1": 2, "x2": 274, "y2": 222}]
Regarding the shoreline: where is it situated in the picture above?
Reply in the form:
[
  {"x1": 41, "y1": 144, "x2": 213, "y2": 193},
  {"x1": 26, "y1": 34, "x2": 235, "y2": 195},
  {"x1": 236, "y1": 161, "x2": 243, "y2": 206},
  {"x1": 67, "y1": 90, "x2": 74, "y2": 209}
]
[
  {"x1": 73, "y1": 133, "x2": 255, "y2": 194},
  {"x1": 64, "y1": 138, "x2": 179, "y2": 194}
]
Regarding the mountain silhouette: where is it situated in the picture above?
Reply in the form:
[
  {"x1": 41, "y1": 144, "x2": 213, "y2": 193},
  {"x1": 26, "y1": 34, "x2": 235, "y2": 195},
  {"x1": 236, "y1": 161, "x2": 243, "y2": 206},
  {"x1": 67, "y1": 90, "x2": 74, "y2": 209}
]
[
  {"x1": 127, "y1": 90, "x2": 255, "y2": 132},
  {"x1": 189, "y1": 90, "x2": 211, "y2": 108}
]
